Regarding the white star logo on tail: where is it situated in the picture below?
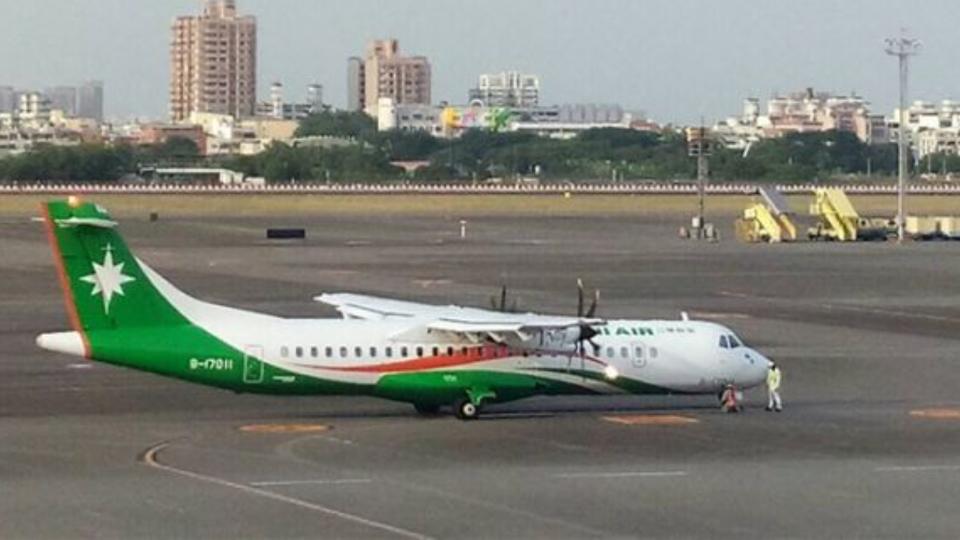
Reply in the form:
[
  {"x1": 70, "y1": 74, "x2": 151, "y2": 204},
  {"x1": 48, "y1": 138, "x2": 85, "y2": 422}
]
[{"x1": 80, "y1": 244, "x2": 135, "y2": 314}]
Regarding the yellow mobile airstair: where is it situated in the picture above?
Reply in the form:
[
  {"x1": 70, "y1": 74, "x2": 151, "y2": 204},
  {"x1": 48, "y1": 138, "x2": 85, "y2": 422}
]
[
  {"x1": 808, "y1": 188, "x2": 859, "y2": 241},
  {"x1": 738, "y1": 187, "x2": 797, "y2": 243}
]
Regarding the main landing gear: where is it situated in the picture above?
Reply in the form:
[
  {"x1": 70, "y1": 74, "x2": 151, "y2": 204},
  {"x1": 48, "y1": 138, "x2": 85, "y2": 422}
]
[{"x1": 454, "y1": 398, "x2": 480, "y2": 420}]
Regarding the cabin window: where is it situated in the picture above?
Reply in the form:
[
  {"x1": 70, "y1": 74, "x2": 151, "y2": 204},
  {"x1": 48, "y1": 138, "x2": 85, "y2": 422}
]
[
  {"x1": 635, "y1": 346, "x2": 644, "y2": 358},
  {"x1": 606, "y1": 346, "x2": 615, "y2": 358},
  {"x1": 719, "y1": 336, "x2": 729, "y2": 349},
  {"x1": 461, "y1": 347, "x2": 468, "y2": 356},
  {"x1": 432, "y1": 346, "x2": 439, "y2": 357},
  {"x1": 370, "y1": 346, "x2": 377, "y2": 358},
  {"x1": 281, "y1": 346, "x2": 289, "y2": 358},
  {"x1": 447, "y1": 346, "x2": 454, "y2": 356},
  {"x1": 416, "y1": 346, "x2": 423, "y2": 357},
  {"x1": 339, "y1": 346, "x2": 347, "y2": 357},
  {"x1": 728, "y1": 335, "x2": 741, "y2": 348},
  {"x1": 385, "y1": 347, "x2": 393, "y2": 358},
  {"x1": 402, "y1": 346, "x2": 409, "y2": 357},
  {"x1": 355, "y1": 346, "x2": 362, "y2": 357},
  {"x1": 650, "y1": 347, "x2": 659, "y2": 358},
  {"x1": 325, "y1": 346, "x2": 333, "y2": 357},
  {"x1": 620, "y1": 346, "x2": 629, "y2": 358},
  {"x1": 310, "y1": 346, "x2": 318, "y2": 358}
]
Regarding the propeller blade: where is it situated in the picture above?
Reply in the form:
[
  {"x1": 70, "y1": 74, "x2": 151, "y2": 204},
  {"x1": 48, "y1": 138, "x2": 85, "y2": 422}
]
[
  {"x1": 577, "y1": 279, "x2": 584, "y2": 317},
  {"x1": 585, "y1": 289, "x2": 599, "y2": 318},
  {"x1": 578, "y1": 324, "x2": 598, "y2": 342},
  {"x1": 500, "y1": 285, "x2": 507, "y2": 312}
]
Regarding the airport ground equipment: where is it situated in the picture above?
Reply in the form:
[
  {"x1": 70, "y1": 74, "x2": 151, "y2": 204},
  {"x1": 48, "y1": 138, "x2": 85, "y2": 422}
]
[
  {"x1": 266, "y1": 228, "x2": 306, "y2": 239},
  {"x1": 906, "y1": 216, "x2": 960, "y2": 240},
  {"x1": 807, "y1": 189, "x2": 894, "y2": 241},
  {"x1": 738, "y1": 187, "x2": 797, "y2": 243},
  {"x1": 807, "y1": 188, "x2": 861, "y2": 241}
]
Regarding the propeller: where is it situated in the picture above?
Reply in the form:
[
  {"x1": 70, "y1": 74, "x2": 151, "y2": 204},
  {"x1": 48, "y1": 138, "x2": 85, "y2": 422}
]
[
  {"x1": 489, "y1": 284, "x2": 518, "y2": 312},
  {"x1": 574, "y1": 279, "x2": 601, "y2": 355}
]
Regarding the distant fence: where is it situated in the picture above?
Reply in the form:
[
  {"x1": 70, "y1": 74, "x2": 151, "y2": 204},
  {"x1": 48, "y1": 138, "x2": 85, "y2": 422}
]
[{"x1": 2, "y1": 182, "x2": 960, "y2": 195}]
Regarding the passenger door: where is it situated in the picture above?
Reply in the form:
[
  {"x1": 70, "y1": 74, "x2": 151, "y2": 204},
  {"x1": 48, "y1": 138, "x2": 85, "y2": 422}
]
[
  {"x1": 243, "y1": 345, "x2": 265, "y2": 384},
  {"x1": 630, "y1": 341, "x2": 647, "y2": 369}
]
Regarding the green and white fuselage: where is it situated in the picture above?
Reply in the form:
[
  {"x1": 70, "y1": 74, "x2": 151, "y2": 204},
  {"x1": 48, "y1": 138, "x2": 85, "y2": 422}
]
[{"x1": 37, "y1": 199, "x2": 770, "y2": 418}]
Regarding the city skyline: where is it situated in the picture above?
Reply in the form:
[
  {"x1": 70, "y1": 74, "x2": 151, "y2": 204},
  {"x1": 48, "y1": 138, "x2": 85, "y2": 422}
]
[{"x1": 1, "y1": 0, "x2": 958, "y2": 123}]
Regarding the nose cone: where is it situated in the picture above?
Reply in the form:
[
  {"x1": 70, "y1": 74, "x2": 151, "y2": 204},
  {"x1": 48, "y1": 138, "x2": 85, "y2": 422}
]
[{"x1": 740, "y1": 348, "x2": 771, "y2": 388}]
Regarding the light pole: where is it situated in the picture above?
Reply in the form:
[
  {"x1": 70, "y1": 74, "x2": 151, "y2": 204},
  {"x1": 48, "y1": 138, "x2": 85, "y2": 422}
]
[{"x1": 885, "y1": 34, "x2": 921, "y2": 243}]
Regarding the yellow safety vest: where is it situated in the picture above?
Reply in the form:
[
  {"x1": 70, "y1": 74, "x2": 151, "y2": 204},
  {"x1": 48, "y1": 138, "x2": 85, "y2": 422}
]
[{"x1": 767, "y1": 368, "x2": 781, "y2": 391}]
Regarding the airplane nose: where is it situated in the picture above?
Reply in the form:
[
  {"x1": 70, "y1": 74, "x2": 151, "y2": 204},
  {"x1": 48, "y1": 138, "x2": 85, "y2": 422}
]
[{"x1": 744, "y1": 349, "x2": 771, "y2": 387}]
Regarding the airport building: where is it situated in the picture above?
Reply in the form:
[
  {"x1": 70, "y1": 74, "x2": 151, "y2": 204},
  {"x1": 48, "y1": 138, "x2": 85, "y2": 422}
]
[
  {"x1": 468, "y1": 71, "x2": 540, "y2": 108},
  {"x1": 348, "y1": 39, "x2": 431, "y2": 117},
  {"x1": 170, "y1": 0, "x2": 257, "y2": 122},
  {"x1": 377, "y1": 99, "x2": 649, "y2": 139}
]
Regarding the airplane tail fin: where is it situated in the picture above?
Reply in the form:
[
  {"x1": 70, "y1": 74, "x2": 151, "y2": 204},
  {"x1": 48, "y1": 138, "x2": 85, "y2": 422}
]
[{"x1": 42, "y1": 199, "x2": 190, "y2": 337}]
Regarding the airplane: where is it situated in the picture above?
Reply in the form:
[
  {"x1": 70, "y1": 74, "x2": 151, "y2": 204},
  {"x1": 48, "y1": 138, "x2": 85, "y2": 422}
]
[{"x1": 36, "y1": 198, "x2": 772, "y2": 420}]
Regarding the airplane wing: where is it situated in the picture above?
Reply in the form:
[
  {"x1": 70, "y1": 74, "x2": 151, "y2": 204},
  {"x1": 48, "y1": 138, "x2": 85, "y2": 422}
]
[{"x1": 315, "y1": 292, "x2": 603, "y2": 342}]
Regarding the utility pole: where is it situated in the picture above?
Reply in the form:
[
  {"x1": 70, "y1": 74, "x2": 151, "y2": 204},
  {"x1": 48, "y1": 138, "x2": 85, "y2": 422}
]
[
  {"x1": 885, "y1": 33, "x2": 921, "y2": 243},
  {"x1": 687, "y1": 122, "x2": 711, "y2": 239}
]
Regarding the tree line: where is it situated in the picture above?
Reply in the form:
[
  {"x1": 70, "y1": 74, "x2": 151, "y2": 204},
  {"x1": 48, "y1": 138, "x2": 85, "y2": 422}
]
[{"x1": 0, "y1": 110, "x2": 933, "y2": 183}]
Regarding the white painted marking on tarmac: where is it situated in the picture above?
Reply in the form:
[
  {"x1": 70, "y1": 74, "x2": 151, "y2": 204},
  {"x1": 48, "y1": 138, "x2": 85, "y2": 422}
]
[
  {"x1": 142, "y1": 442, "x2": 431, "y2": 540},
  {"x1": 875, "y1": 465, "x2": 960, "y2": 473},
  {"x1": 250, "y1": 478, "x2": 372, "y2": 487},
  {"x1": 553, "y1": 470, "x2": 687, "y2": 479},
  {"x1": 66, "y1": 363, "x2": 93, "y2": 369}
]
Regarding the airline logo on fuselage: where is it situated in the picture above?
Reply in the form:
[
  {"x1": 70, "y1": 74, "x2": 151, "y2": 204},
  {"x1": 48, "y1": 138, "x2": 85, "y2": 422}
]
[{"x1": 595, "y1": 326, "x2": 655, "y2": 337}]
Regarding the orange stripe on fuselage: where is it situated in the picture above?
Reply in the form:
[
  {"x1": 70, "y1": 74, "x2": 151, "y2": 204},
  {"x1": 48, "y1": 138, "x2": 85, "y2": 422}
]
[{"x1": 42, "y1": 204, "x2": 90, "y2": 358}]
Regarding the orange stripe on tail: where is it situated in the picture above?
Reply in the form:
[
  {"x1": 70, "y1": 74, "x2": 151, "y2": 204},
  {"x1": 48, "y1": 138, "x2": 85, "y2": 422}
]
[{"x1": 41, "y1": 204, "x2": 90, "y2": 358}]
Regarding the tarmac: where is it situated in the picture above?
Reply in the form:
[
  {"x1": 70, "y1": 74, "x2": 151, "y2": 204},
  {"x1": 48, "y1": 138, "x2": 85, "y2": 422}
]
[{"x1": 2, "y1": 202, "x2": 960, "y2": 538}]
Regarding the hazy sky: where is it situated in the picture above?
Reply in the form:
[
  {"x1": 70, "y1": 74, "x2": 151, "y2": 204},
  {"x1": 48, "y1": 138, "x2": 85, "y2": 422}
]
[{"x1": 1, "y1": 0, "x2": 958, "y2": 123}]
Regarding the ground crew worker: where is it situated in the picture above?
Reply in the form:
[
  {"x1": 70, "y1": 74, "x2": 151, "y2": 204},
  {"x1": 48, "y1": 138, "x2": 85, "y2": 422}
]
[
  {"x1": 720, "y1": 384, "x2": 742, "y2": 413},
  {"x1": 766, "y1": 362, "x2": 783, "y2": 412}
]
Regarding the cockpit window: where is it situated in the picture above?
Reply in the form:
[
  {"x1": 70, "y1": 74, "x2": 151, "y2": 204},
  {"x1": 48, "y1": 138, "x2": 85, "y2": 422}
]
[
  {"x1": 728, "y1": 335, "x2": 742, "y2": 348},
  {"x1": 719, "y1": 335, "x2": 729, "y2": 349}
]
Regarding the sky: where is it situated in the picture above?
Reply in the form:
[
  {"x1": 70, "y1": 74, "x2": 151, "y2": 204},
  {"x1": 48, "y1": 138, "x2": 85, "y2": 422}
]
[{"x1": 0, "y1": 0, "x2": 958, "y2": 124}]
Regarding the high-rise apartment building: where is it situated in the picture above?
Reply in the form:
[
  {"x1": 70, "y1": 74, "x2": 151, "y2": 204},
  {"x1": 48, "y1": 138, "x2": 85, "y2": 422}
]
[
  {"x1": 0, "y1": 86, "x2": 16, "y2": 113},
  {"x1": 37, "y1": 81, "x2": 103, "y2": 121},
  {"x1": 45, "y1": 86, "x2": 78, "y2": 116},
  {"x1": 348, "y1": 39, "x2": 431, "y2": 117},
  {"x1": 77, "y1": 81, "x2": 104, "y2": 121},
  {"x1": 170, "y1": 0, "x2": 257, "y2": 122},
  {"x1": 346, "y1": 57, "x2": 365, "y2": 112},
  {"x1": 468, "y1": 71, "x2": 540, "y2": 108}
]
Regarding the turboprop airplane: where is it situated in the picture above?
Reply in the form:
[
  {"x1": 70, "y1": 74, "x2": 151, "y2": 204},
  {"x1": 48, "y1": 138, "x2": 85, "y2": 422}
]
[{"x1": 37, "y1": 198, "x2": 771, "y2": 420}]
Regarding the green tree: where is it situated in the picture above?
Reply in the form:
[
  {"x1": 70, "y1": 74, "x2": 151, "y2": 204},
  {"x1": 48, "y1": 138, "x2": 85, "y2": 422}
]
[{"x1": 295, "y1": 110, "x2": 377, "y2": 140}]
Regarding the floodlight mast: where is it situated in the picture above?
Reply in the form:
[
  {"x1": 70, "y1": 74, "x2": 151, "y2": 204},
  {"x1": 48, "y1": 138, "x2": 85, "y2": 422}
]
[{"x1": 884, "y1": 34, "x2": 921, "y2": 244}]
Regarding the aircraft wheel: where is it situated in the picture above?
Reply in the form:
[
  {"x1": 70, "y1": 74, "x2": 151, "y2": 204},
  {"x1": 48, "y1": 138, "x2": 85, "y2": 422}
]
[
  {"x1": 413, "y1": 403, "x2": 441, "y2": 416},
  {"x1": 454, "y1": 398, "x2": 479, "y2": 421}
]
